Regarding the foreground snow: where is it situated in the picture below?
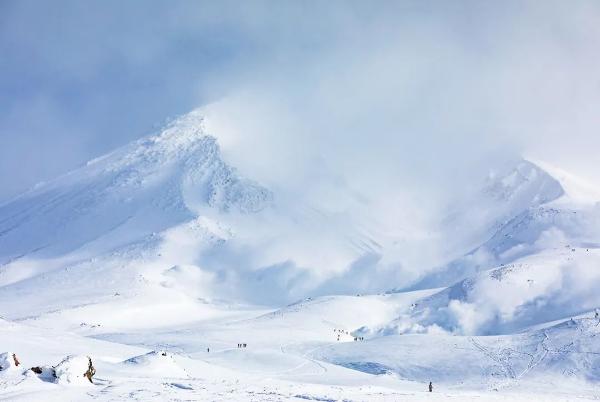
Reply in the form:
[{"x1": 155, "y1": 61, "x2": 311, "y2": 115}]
[{"x1": 1, "y1": 293, "x2": 599, "y2": 401}]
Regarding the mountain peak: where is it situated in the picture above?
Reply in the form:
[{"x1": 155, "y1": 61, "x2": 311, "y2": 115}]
[
  {"x1": 525, "y1": 159, "x2": 600, "y2": 205},
  {"x1": 482, "y1": 159, "x2": 564, "y2": 207},
  {"x1": 0, "y1": 108, "x2": 272, "y2": 264},
  {"x1": 84, "y1": 109, "x2": 217, "y2": 174}
]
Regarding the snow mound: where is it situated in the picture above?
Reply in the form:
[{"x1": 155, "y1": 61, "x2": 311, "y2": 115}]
[
  {"x1": 0, "y1": 352, "x2": 20, "y2": 371},
  {"x1": 53, "y1": 355, "x2": 95, "y2": 385},
  {"x1": 28, "y1": 365, "x2": 58, "y2": 382},
  {"x1": 123, "y1": 350, "x2": 190, "y2": 378}
]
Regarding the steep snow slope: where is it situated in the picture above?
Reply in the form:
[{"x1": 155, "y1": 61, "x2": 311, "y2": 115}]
[
  {"x1": 440, "y1": 159, "x2": 565, "y2": 254},
  {"x1": 0, "y1": 110, "x2": 271, "y2": 266},
  {"x1": 383, "y1": 161, "x2": 600, "y2": 337},
  {"x1": 0, "y1": 110, "x2": 279, "y2": 325},
  {"x1": 0, "y1": 108, "x2": 399, "y2": 307},
  {"x1": 415, "y1": 159, "x2": 600, "y2": 289}
]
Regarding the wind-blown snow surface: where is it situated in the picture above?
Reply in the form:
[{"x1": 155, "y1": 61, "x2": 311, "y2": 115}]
[{"x1": 1, "y1": 109, "x2": 600, "y2": 400}]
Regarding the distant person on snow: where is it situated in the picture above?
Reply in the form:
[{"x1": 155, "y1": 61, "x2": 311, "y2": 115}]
[{"x1": 429, "y1": 382, "x2": 433, "y2": 392}]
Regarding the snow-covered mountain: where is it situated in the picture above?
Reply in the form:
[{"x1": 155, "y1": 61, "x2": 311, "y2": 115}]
[
  {"x1": 2, "y1": 108, "x2": 600, "y2": 400},
  {"x1": 0, "y1": 110, "x2": 280, "y2": 324},
  {"x1": 414, "y1": 159, "x2": 600, "y2": 289},
  {"x1": 0, "y1": 108, "x2": 408, "y2": 309},
  {"x1": 379, "y1": 158, "x2": 600, "y2": 339},
  {"x1": 2, "y1": 108, "x2": 599, "y2": 323},
  {"x1": 0, "y1": 109, "x2": 271, "y2": 266}
]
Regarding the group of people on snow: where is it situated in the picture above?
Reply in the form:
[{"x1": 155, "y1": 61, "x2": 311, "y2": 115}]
[{"x1": 333, "y1": 328, "x2": 364, "y2": 342}]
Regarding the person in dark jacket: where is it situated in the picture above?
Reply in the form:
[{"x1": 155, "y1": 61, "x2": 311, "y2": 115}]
[{"x1": 429, "y1": 382, "x2": 433, "y2": 392}]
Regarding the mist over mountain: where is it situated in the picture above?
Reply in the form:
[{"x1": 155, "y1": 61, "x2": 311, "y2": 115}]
[
  {"x1": 2, "y1": 107, "x2": 599, "y2": 308},
  {"x1": 3, "y1": 2, "x2": 600, "y2": 400},
  {"x1": 1, "y1": 108, "x2": 600, "y2": 402}
]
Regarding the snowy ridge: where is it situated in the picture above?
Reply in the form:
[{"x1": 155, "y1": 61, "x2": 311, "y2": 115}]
[
  {"x1": 482, "y1": 159, "x2": 564, "y2": 206},
  {"x1": 0, "y1": 109, "x2": 272, "y2": 266},
  {"x1": 414, "y1": 159, "x2": 600, "y2": 289}
]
